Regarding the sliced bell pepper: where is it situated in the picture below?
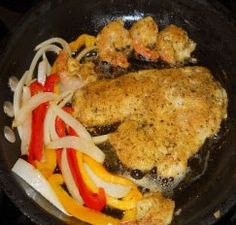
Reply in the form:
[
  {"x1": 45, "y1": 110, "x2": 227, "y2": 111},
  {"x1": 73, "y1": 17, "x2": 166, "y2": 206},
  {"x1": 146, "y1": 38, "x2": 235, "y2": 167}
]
[
  {"x1": 48, "y1": 174, "x2": 120, "y2": 225},
  {"x1": 28, "y1": 81, "x2": 47, "y2": 162},
  {"x1": 79, "y1": 153, "x2": 142, "y2": 211},
  {"x1": 44, "y1": 73, "x2": 60, "y2": 92},
  {"x1": 83, "y1": 154, "x2": 134, "y2": 186},
  {"x1": 35, "y1": 148, "x2": 57, "y2": 178},
  {"x1": 55, "y1": 106, "x2": 73, "y2": 170},
  {"x1": 67, "y1": 148, "x2": 106, "y2": 211},
  {"x1": 69, "y1": 34, "x2": 96, "y2": 51}
]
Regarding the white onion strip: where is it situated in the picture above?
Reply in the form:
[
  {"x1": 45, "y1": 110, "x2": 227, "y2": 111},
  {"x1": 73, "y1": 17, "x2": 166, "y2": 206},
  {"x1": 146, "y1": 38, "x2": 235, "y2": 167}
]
[
  {"x1": 13, "y1": 71, "x2": 28, "y2": 117},
  {"x1": 12, "y1": 158, "x2": 69, "y2": 215},
  {"x1": 13, "y1": 71, "x2": 29, "y2": 138},
  {"x1": 84, "y1": 163, "x2": 131, "y2": 199},
  {"x1": 37, "y1": 59, "x2": 47, "y2": 85},
  {"x1": 43, "y1": 53, "x2": 52, "y2": 76},
  {"x1": 20, "y1": 87, "x2": 32, "y2": 155},
  {"x1": 61, "y1": 149, "x2": 83, "y2": 204},
  {"x1": 47, "y1": 136, "x2": 105, "y2": 163},
  {"x1": 56, "y1": 90, "x2": 74, "y2": 107},
  {"x1": 49, "y1": 111, "x2": 59, "y2": 141},
  {"x1": 35, "y1": 37, "x2": 71, "y2": 55},
  {"x1": 26, "y1": 45, "x2": 62, "y2": 84},
  {"x1": 92, "y1": 135, "x2": 108, "y2": 145},
  {"x1": 50, "y1": 104, "x2": 91, "y2": 141},
  {"x1": 13, "y1": 92, "x2": 57, "y2": 127},
  {"x1": 44, "y1": 106, "x2": 54, "y2": 145},
  {"x1": 76, "y1": 46, "x2": 97, "y2": 62}
]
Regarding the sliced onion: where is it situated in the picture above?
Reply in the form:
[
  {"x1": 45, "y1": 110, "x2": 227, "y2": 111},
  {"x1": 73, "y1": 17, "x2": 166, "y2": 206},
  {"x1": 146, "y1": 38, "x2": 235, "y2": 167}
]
[
  {"x1": 56, "y1": 90, "x2": 74, "y2": 107},
  {"x1": 84, "y1": 163, "x2": 131, "y2": 199},
  {"x1": 20, "y1": 87, "x2": 32, "y2": 155},
  {"x1": 35, "y1": 37, "x2": 71, "y2": 55},
  {"x1": 12, "y1": 158, "x2": 68, "y2": 215},
  {"x1": 37, "y1": 59, "x2": 47, "y2": 85},
  {"x1": 13, "y1": 71, "x2": 29, "y2": 138},
  {"x1": 13, "y1": 71, "x2": 29, "y2": 117},
  {"x1": 13, "y1": 92, "x2": 57, "y2": 127},
  {"x1": 43, "y1": 53, "x2": 52, "y2": 76},
  {"x1": 26, "y1": 45, "x2": 61, "y2": 84},
  {"x1": 49, "y1": 110, "x2": 59, "y2": 141},
  {"x1": 92, "y1": 135, "x2": 108, "y2": 145},
  {"x1": 50, "y1": 104, "x2": 92, "y2": 141},
  {"x1": 61, "y1": 149, "x2": 83, "y2": 203},
  {"x1": 76, "y1": 46, "x2": 97, "y2": 62},
  {"x1": 47, "y1": 136, "x2": 105, "y2": 163},
  {"x1": 44, "y1": 106, "x2": 54, "y2": 145}
]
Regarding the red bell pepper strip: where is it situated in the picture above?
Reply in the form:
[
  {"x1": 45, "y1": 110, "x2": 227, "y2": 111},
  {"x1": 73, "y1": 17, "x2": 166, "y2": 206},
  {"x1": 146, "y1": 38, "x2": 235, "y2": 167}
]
[
  {"x1": 28, "y1": 75, "x2": 60, "y2": 163},
  {"x1": 28, "y1": 81, "x2": 45, "y2": 163},
  {"x1": 55, "y1": 106, "x2": 73, "y2": 169},
  {"x1": 43, "y1": 74, "x2": 60, "y2": 92},
  {"x1": 67, "y1": 148, "x2": 106, "y2": 211}
]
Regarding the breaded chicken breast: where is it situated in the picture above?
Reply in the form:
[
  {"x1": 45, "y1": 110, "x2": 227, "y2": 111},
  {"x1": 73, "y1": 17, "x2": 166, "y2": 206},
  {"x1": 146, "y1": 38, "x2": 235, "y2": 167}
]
[
  {"x1": 73, "y1": 67, "x2": 227, "y2": 180},
  {"x1": 136, "y1": 192, "x2": 175, "y2": 225}
]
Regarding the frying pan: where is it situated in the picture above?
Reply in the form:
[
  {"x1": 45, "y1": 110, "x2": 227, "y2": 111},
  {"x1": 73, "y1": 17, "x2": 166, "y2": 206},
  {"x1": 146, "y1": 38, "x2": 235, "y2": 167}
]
[{"x1": 0, "y1": 0, "x2": 236, "y2": 224}]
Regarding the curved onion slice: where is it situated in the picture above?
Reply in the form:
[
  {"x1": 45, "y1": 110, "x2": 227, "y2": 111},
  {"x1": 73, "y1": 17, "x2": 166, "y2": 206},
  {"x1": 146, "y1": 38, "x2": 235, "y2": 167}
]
[
  {"x1": 20, "y1": 87, "x2": 32, "y2": 155},
  {"x1": 49, "y1": 111, "x2": 59, "y2": 141},
  {"x1": 35, "y1": 37, "x2": 71, "y2": 55},
  {"x1": 61, "y1": 149, "x2": 83, "y2": 204},
  {"x1": 84, "y1": 163, "x2": 131, "y2": 199},
  {"x1": 13, "y1": 71, "x2": 29, "y2": 117},
  {"x1": 37, "y1": 59, "x2": 47, "y2": 85},
  {"x1": 92, "y1": 135, "x2": 108, "y2": 145},
  {"x1": 47, "y1": 136, "x2": 105, "y2": 163},
  {"x1": 13, "y1": 92, "x2": 57, "y2": 127},
  {"x1": 50, "y1": 104, "x2": 91, "y2": 141},
  {"x1": 13, "y1": 71, "x2": 29, "y2": 138},
  {"x1": 44, "y1": 106, "x2": 54, "y2": 145},
  {"x1": 26, "y1": 45, "x2": 61, "y2": 84},
  {"x1": 76, "y1": 46, "x2": 97, "y2": 62},
  {"x1": 12, "y1": 158, "x2": 68, "y2": 215}
]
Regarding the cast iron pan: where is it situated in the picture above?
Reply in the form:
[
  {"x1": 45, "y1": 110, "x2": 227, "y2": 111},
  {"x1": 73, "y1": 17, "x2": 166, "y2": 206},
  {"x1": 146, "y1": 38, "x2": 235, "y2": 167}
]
[{"x1": 0, "y1": 0, "x2": 236, "y2": 224}]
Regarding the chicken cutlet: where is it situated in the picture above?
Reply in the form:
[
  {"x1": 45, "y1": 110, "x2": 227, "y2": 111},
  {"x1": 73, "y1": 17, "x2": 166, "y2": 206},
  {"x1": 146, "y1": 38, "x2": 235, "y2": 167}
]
[{"x1": 73, "y1": 66, "x2": 227, "y2": 180}]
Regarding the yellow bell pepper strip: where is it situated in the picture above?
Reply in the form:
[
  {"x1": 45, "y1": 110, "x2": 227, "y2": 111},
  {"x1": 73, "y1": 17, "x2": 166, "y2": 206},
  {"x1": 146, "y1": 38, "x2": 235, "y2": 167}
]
[
  {"x1": 67, "y1": 148, "x2": 106, "y2": 211},
  {"x1": 69, "y1": 34, "x2": 96, "y2": 52},
  {"x1": 48, "y1": 174, "x2": 120, "y2": 225},
  {"x1": 35, "y1": 149, "x2": 57, "y2": 178},
  {"x1": 83, "y1": 154, "x2": 134, "y2": 186},
  {"x1": 78, "y1": 152, "x2": 142, "y2": 211},
  {"x1": 122, "y1": 209, "x2": 136, "y2": 222}
]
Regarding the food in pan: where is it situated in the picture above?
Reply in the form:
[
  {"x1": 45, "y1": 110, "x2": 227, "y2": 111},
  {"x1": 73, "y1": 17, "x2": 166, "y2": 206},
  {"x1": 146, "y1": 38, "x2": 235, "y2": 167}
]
[{"x1": 9, "y1": 16, "x2": 227, "y2": 225}]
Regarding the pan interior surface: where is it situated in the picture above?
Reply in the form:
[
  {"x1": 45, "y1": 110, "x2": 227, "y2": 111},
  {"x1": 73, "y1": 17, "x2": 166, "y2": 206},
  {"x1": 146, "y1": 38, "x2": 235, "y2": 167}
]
[{"x1": 0, "y1": 0, "x2": 236, "y2": 225}]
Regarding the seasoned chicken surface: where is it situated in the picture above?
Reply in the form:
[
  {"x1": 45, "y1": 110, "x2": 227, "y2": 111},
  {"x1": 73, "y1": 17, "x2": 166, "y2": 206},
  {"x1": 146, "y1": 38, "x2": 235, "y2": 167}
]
[
  {"x1": 73, "y1": 67, "x2": 227, "y2": 179},
  {"x1": 136, "y1": 192, "x2": 175, "y2": 225}
]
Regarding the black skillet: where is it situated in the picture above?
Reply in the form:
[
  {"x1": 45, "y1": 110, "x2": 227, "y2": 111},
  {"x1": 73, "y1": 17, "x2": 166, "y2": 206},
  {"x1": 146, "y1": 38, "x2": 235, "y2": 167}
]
[{"x1": 0, "y1": 0, "x2": 236, "y2": 224}]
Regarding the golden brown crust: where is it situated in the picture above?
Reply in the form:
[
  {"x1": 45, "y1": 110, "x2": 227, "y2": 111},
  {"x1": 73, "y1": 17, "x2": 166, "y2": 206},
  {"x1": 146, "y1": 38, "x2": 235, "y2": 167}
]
[
  {"x1": 96, "y1": 20, "x2": 133, "y2": 68},
  {"x1": 156, "y1": 24, "x2": 196, "y2": 65},
  {"x1": 73, "y1": 67, "x2": 227, "y2": 179},
  {"x1": 136, "y1": 192, "x2": 175, "y2": 225}
]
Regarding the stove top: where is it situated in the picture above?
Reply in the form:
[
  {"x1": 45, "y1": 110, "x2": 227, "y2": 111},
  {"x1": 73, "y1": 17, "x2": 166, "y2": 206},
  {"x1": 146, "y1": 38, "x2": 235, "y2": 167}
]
[{"x1": 0, "y1": 1, "x2": 236, "y2": 225}]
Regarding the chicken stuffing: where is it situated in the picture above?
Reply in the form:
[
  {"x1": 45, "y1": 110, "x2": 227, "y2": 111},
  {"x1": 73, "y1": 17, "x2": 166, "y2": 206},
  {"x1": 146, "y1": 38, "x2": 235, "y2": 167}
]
[{"x1": 73, "y1": 67, "x2": 227, "y2": 180}]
